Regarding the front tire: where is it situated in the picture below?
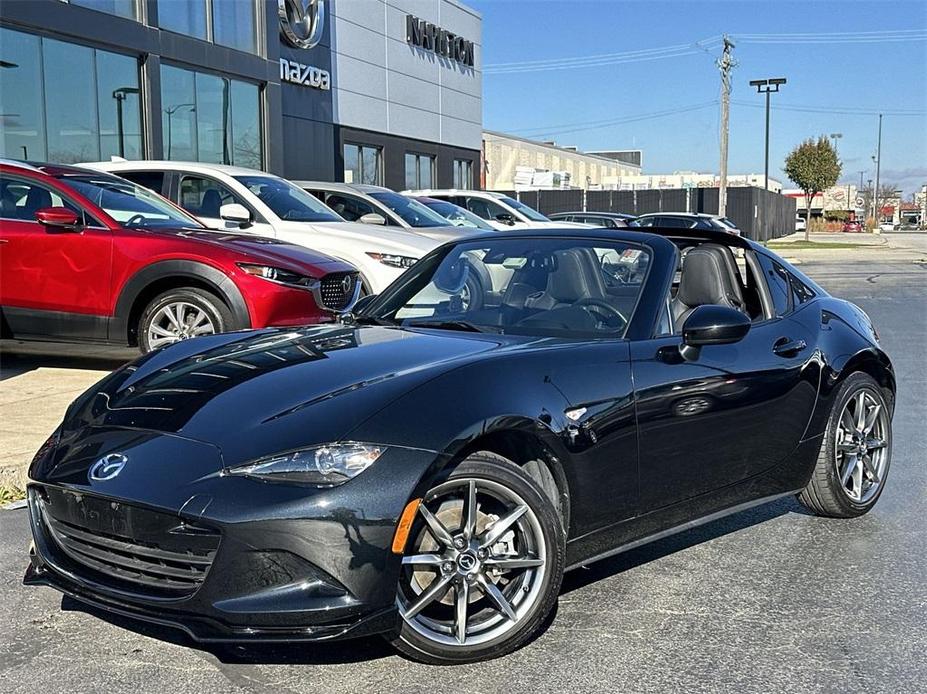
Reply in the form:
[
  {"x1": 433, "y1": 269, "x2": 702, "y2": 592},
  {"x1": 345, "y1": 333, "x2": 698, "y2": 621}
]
[
  {"x1": 797, "y1": 372, "x2": 893, "y2": 518},
  {"x1": 138, "y1": 287, "x2": 233, "y2": 354},
  {"x1": 390, "y1": 452, "x2": 565, "y2": 664}
]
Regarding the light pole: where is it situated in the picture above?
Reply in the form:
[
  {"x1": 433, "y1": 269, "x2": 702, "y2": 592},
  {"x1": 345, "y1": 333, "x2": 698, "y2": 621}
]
[
  {"x1": 163, "y1": 103, "x2": 195, "y2": 159},
  {"x1": 829, "y1": 132, "x2": 842, "y2": 151},
  {"x1": 749, "y1": 78, "x2": 787, "y2": 192},
  {"x1": 112, "y1": 87, "x2": 140, "y2": 158},
  {"x1": 874, "y1": 114, "x2": 883, "y2": 227}
]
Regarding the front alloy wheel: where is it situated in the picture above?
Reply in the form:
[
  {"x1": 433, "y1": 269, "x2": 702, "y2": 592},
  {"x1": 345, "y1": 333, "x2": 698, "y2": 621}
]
[{"x1": 392, "y1": 454, "x2": 564, "y2": 663}]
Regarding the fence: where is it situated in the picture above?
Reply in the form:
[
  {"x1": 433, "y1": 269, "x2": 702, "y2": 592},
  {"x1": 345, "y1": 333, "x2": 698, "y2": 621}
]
[{"x1": 500, "y1": 187, "x2": 797, "y2": 242}]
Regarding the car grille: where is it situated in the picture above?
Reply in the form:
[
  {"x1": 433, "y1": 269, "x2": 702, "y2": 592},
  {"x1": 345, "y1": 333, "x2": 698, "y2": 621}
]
[
  {"x1": 32, "y1": 486, "x2": 219, "y2": 599},
  {"x1": 318, "y1": 272, "x2": 357, "y2": 311}
]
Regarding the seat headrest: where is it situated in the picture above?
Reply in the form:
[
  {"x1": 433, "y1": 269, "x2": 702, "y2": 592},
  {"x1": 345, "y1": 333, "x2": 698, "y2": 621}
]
[
  {"x1": 676, "y1": 245, "x2": 738, "y2": 308},
  {"x1": 545, "y1": 248, "x2": 607, "y2": 303}
]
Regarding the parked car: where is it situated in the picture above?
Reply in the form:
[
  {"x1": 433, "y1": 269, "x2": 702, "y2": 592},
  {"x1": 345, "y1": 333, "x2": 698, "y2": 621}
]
[
  {"x1": 842, "y1": 220, "x2": 863, "y2": 233},
  {"x1": 25, "y1": 225, "x2": 894, "y2": 665},
  {"x1": 406, "y1": 196, "x2": 497, "y2": 231},
  {"x1": 82, "y1": 161, "x2": 438, "y2": 294},
  {"x1": 407, "y1": 189, "x2": 591, "y2": 229},
  {"x1": 296, "y1": 181, "x2": 474, "y2": 242},
  {"x1": 878, "y1": 222, "x2": 897, "y2": 232},
  {"x1": 0, "y1": 160, "x2": 358, "y2": 353},
  {"x1": 634, "y1": 212, "x2": 743, "y2": 236},
  {"x1": 795, "y1": 215, "x2": 807, "y2": 232},
  {"x1": 548, "y1": 211, "x2": 637, "y2": 228}
]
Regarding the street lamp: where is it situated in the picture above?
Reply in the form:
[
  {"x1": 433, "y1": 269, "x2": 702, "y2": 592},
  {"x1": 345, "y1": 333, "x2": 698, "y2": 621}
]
[
  {"x1": 163, "y1": 103, "x2": 196, "y2": 159},
  {"x1": 112, "y1": 87, "x2": 140, "y2": 158},
  {"x1": 749, "y1": 77, "x2": 787, "y2": 192},
  {"x1": 829, "y1": 132, "x2": 842, "y2": 152}
]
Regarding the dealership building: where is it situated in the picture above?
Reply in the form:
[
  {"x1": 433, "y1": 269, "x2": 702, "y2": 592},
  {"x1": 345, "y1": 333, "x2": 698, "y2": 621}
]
[{"x1": 0, "y1": 0, "x2": 483, "y2": 190}]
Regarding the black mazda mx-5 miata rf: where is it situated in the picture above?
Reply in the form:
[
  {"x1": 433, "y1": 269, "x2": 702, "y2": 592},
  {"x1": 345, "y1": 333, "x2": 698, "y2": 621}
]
[{"x1": 24, "y1": 227, "x2": 895, "y2": 664}]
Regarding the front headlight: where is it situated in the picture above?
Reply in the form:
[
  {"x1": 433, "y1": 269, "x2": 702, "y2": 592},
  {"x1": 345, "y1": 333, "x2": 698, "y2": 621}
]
[
  {"x1": 365, "y1": 252, "x2": 418, "y2": 269},
  {"x1": 238, "y1": 263, "x2": 315, "y2": 288},
  {"x1": 225, "y1": 443, "x2": 385, "y2": 486}
]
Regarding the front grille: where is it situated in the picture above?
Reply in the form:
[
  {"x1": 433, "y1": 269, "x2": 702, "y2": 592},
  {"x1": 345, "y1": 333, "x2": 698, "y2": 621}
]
[
  {"x1": 318, "y1": 272, "x2": 357, "y2": 311},
  {"x1": 33, "y1": 486, "x2": 219, "y2": 599}
]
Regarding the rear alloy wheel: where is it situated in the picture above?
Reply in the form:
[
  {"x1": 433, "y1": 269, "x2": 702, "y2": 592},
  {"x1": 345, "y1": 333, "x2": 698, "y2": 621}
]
[
  {"x1": 798, "y1": 372, "x2": 893, "y2": 517},
  {"x1": 391, "y1": 453, "x2": 564, "y2": 664},
  {"x1": 138, "y1": 288, "x2": 232, "y2": 353}
]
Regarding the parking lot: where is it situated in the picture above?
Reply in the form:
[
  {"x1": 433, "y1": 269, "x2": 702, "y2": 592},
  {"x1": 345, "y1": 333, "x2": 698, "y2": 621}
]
[{"x1": 1, "y1": 233, "x2": 925, "y2": 693}]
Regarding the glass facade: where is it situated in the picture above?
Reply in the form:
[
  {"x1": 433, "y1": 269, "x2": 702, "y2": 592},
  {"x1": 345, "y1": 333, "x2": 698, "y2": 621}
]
[
  {"x1": 405, "y1": 152, "x2": 435, "y2": 190},
  {"x1": 69, "y1": 0, "x2": 137, "y2": 20},
  {"x1": 344, "y1": 143, "x2": 382, "y2": 185},
  {"x1": 159, "y1": 0, "x2": 258, "y2": 54},
  {"x1": 454, "y1": 159, "x2": 474, "y2": 188},
  {"x1": 161, "y1": 64, "x2": 262, "y2": 167},
  {"x1": 0, "y1": 27, "x2": 141, "y2": 163}
]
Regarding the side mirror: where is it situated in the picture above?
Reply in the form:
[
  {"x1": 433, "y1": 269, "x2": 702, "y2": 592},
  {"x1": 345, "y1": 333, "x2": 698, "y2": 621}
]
[
  {"x1": 220, "y1": 203, "x2": 251, "y2": 227},
  {"x1": 359, "y1": 212, "x2": 386, "y2": 226},
  {"x1": 494, "y1": 212, "x2": 516, "y2": 225},
  {"x1": 35, "y1": 207, "x2": 80, "y2": 230},
  {"x1": 679, "y1": 305, "x2": 750, "y2": 361}
]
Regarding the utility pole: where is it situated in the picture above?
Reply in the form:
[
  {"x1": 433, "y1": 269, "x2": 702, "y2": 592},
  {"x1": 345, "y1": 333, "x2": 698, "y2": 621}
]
[
  {"x1": 874, "y1": 114, "x2": 883, "y2": 227},
  {"x1": 717, "y1": 35, "x2": 735, "y2": 217}
]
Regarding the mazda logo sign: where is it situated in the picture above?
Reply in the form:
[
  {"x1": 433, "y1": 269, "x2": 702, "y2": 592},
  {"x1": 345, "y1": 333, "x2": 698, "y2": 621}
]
[
  {"x1": 278, "y1": 0, "x2": 325, "y2": 50},
  {"x1": 89, "y1": 453, "x2": 128, "y2": 482},
  {"x1": 341, "y1": 274, "x2": 353, "y2": 294}
]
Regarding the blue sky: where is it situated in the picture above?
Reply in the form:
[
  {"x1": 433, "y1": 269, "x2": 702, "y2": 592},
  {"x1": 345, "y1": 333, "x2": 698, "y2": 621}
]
[{"x1": 470, "y1": 0, "x2": 927, "y2": 195}]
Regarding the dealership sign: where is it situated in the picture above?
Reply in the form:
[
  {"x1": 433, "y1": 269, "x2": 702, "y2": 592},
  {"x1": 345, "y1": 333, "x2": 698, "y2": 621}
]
[
  {"x1": 278, "y1": 0, "x2": 325, "y2": 50},
  {"x1": 280, "y1": 58, "x2": 330, "y2": 90},
  {"x1": 406, "y1": 15, "x2": 475, "y2": 67}
]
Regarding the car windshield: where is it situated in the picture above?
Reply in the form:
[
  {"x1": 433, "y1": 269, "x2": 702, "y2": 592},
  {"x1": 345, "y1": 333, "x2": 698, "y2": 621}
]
[
  {"x1": 369, "y1": 191, "x2": 450, "y2": 228},
  {"x1": 235, "y1": 175, "x2": 342, "y2": 223},
  {"x1": 61, "y1": 175, "x2": 202, "y2": 229},
  {"x1": 362, "y1": 237, "x2": 651, "y2": 338},
  {"x1": 499, "y1": 196, "x2": 550, "y2": 222},
  {"x1": 421, "y1": 199, "x2": 496, "y2": 230}
]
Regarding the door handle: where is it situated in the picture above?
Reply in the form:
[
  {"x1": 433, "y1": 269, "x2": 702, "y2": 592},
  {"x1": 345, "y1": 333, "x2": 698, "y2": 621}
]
[{"x1": 773, "y1": 338, "x2": 807, "y2": 357}]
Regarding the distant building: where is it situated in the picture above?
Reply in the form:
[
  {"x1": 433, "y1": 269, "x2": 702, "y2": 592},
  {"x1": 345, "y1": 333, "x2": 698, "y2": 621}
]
[
  {"x1": 617, "y1": 171, "x2": 782, "y2": 193},
  {"x1": 782, "y1": 184, "x2": 861, "y2": 219},
  {"x1": 482, "y1": 131, "x2": 641, "y2": 190}
]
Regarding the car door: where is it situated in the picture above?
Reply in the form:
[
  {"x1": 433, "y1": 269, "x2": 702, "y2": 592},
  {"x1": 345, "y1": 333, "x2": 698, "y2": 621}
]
[
  {"x1": 630, "y1": 251, "x2": 819, "y2": 510},
  {"x1": 0, "y1": 173, "x2": 113, "y2": 339},
  {"x1": 176, "y1": 173, "x2": 276, "y2": 237}
]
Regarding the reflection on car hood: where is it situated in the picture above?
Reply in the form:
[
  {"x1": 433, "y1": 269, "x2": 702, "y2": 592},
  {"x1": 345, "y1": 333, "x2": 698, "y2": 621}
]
[
  {"x1": 59, "y1": 325, "x2": 508, "y2": 466},
  {"x1": 409, "y1": 225, "x2": 491, "y2": 242},
  {"x1": 277, "y1": 219, "x2": 440, "y2": 255}
]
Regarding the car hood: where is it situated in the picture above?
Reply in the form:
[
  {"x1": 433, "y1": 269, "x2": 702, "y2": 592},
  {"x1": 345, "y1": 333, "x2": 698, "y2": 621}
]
[
  {"x1": 51, "y1": 325, "x2": 512, "y2": 471},
  {"x1": 144, "y1": 227, "x2": 355, "y2": 273},
  {"x1": 278, "y1": 219, "x2": 439, "y2": 256},
  {"x1": 404, "y1": 225, "x2": 489, "y2": 242}
]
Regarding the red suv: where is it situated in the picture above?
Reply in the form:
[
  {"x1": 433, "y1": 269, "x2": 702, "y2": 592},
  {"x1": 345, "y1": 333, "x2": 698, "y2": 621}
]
[{"x1": 0, "y1": 161, "x2": 358, "y2": 352}]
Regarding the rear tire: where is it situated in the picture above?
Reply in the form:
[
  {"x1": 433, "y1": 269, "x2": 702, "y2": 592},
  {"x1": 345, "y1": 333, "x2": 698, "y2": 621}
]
[
  {"x1": 138, "y1": 287, "x2": 234, "y2": 354},
  {"x1": 797, "y1": 372, "x2": 892, "y2": 518},
  {"x1": 390, "y1": 452, "x2": 564, "y2": 664}
]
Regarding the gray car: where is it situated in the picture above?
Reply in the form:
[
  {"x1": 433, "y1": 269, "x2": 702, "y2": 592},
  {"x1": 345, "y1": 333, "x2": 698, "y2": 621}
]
[
  {"x1": 296, "y1": 181, "x2": 475, "y2": 243},
  {"x1": 634, "y1": 212, "x2": 742, "y2": 236}
]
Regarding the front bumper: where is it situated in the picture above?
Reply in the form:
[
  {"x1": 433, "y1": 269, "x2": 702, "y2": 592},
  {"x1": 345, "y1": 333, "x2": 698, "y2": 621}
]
[{"x1": 24, "y1": 444, "x2": 442, "y2": 643}]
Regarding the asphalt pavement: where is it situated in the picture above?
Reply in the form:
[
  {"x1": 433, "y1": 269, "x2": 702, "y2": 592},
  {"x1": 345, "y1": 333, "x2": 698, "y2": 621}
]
[{"x1": 1, "y1": 237, "x2": 925, "y2": 693}]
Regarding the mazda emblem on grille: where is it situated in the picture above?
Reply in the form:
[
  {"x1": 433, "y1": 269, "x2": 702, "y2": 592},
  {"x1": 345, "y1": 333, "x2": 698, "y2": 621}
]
[
  {"x1": 341, "y1": 274, "x2": 354, "y2": 294},
  {"x1": 89, "y1": 453, "x2": 128, "y2": 481}
]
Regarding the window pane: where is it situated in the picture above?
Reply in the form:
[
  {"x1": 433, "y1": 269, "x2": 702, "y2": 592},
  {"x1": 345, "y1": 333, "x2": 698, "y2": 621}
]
[
  {"x1": 195, "y1": 73, "x2": 228, "y2": 164},
  {"x1": 230, "y1": 80, "x2": 261, "y2": 168},
  {"x1": 343, "y1": 144, "x2": 359, "y2": 183},
  {"x1": 159, "y1": 0, "x2": 207, "y2": 40},
  {"x1": 96, "y1": 51, "x2": 141, "y2": 160},
  {"x1": 405, "y1": 153, "x2": 417, "y2": 189},
  {"x1": 212, "y1": 0, "x2": 257, "y2": 53},
  {"x1": 361, "y1": 146, "x2": 379, "y2": 185},
  {"x1": 161, "y1": 65, "x2": 197, "y2": 160},
  {"x1": 180, "y1": 175, "x2": 243, "y2": 218},
  {"x1": 419, "y1": 156, "x2": 433, "y2": 189},
  {"x1": 70, "y1": 0, "x2": 137, "y2": 19},
  {"x1": 44, "y1": 39, "x2": 99, "y2": 163},
  {"x1": 0, "y1": 28, "x2": 46, "y2": 161},
  {"x1": 758, "y1": 255, "x2": 791, "y2": 316},
  {"x1": 119, "y1": 171, "x2": 165, "y2": 194}
]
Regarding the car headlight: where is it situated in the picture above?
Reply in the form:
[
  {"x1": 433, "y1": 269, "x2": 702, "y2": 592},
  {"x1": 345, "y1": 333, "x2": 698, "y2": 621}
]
[
  {"x1": 225, "y1": 443, "x2": 385, "y2": 486},
  {"x1": 238, "y1": 263, "x2": 314, "y2": 288},
  {"x1": 365, "y1": 252, "x2": 418, "y2": 269}
]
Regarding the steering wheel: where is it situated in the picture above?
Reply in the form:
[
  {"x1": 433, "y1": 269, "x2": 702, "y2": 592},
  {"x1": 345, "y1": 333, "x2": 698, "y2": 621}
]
[
  {"x1": 575, "y1": 298, "x2": 628, "y2": 328},
  {"x1": 124, "y1": 214, "x2": 147, "y2": 227}
]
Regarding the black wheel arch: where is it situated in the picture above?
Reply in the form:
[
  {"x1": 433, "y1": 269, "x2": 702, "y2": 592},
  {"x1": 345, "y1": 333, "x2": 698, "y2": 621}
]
[{"x1": 112, "y1": 260, "x2": 250, "y2": 346}]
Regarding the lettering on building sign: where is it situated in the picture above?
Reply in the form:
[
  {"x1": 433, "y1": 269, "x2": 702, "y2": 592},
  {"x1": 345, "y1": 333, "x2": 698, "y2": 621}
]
[
  {"x1": 406, "y1": 15, "x2": 475, "y2": 68},
  {"x1": 280, "y1": 58, "x2": 331, "y2": 90}
]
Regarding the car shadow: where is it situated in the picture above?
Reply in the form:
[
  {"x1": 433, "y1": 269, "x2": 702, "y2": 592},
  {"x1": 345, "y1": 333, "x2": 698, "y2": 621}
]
[
  {"x1": 560, "y1": 495, "x2": 812, "y2": 595},
  {"x1": 0, "y1": 341, "x2": 132, "y2": 381}
]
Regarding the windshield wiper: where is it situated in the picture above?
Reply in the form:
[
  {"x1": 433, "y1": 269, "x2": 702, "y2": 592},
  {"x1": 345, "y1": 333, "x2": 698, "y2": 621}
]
[
  {"x1": 405, "y1": 319, "x2": 495, "y2": 333},
  {"x1": 352, "y1": 315, "x2": 396, "y2": 326}
]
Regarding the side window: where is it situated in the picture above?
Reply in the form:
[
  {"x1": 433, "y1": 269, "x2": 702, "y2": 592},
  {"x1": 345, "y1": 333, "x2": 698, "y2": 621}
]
[
  {"x1": 757, "y1": 254, "x2": 791, "y2": 316},
  {"x1": 324, "y1": 193, "x2": 376, "y2": 222},
  {"x1": 465, "y1": 196, "x2": 508, "y2": 221},
  {"x1": 0, "y1": 176, "x2": 82, "y2": 222},
  {"x1": 636, "y1": 216, "x2": 655, "y2": 227},
  {"x1": 179, "y1": 176, "x2": 244, "y2": 219},
  {"x1": 119, "y1": 171, "x2": 166, "y2": 196},
  {"x1": 788, "y1": 272, "x2": 816, "y2": 306}
]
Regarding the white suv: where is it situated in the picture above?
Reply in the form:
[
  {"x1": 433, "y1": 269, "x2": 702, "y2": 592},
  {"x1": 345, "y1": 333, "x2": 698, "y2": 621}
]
[
  {"x1": 407, "y1": 189, "x2": 591, "y2": 229},
  {"x1": 82, "y1": 161, "x2": 438, "y2": 293}
]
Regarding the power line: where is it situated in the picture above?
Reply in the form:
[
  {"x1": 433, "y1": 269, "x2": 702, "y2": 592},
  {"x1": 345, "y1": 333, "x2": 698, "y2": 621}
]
[
  {"x1": 736, "y1": 29, "x2": 927, "y2": 44},
  {"x1": 505, "y1": 101, "x2": 718, "y2": 138},
  {"x1": 732, "y1": 100, "x2": 926, "y2": 116}
]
